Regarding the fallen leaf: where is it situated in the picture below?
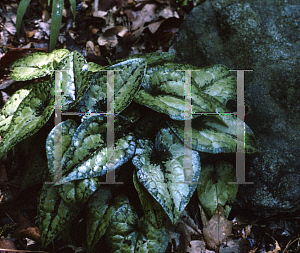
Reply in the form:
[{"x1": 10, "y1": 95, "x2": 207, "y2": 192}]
[{"x1": 203, "y1": 204, "x2": 232, "y2": 252}]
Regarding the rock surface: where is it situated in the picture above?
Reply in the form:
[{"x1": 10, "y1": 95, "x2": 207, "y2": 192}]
[{"x1": 169, "y1": 0, "x2": 300, "y2": 216}]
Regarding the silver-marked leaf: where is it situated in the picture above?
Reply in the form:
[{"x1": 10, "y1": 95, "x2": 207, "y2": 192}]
[
  {"x1": 133, "y1": 63, "x2": 236, "y2": 120},
  {"x1": 53, "y1": 115, "x2": 135, "y2": 184},
  {"x1": 56, "y1": 51, "x2": 91, "y2": 111},
  {"x1": 52, "y1": 49, "x2": 70, "y2": 68},
  {"x1": 37, "y1": 183, "x2": 81, "y2": 248},
  {"x1": 106, "y1": 195, "x2": 139, "y2": 253},
  {"x1": 167, "y1": 114, "x2": 257, "y2": 153},
  {"x1": 197, "y1": 161, "x2": 238, "y2": 218},
  {"x1": 57, "y1": 133, "x2": 136, "y2": 184},
  {"x1": 132, "y1": 128, "x2": 201, "y2": 225},
  {"x1": 87, "y1": 61, "x2": 106, "y2": 72},
  {"x1": 78, "y1": 58, "x2": 146, "y2": 114},
  {"x1": 46, "y1": 119, "x2": 78, "y2": 182},
  {"x1": 133, "y1": 88, "x2": 226, "y2": 121},
  {"x1": 57, "y1": 178, "x2": 100, "y2": 208},
  {"x1": 112, "y1": 51, "x2": 176, "y2": 66},
  {"x1": 0, "y1": 81, "x2": 54, "y2": 158},
  {"x1": 0, "y1": 84, "x2": 33, "y2": 134},
  {"x1": 86, "y1": 187, "x2": 114, "y2": 252},
  {"x1": 105, "y1": 194, "x2": 169, "y2": 253},
  {"x1": 133, "y1": 170, "x2": 165, "y2": 229},
  {"x1": 135, "y1": 216, "x2": 169, "y2": 253},
  {"x1": 10, "y1": 49, "x2": 70, "y2": 81}
]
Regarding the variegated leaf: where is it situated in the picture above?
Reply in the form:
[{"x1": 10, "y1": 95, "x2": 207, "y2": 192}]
[
  {"x1": 46, "y1": 119, "x2": 78, "y2": 182},
  {"x1": 197, "y1": 161, "x2": 238, "y2": 218},
  {"x1": 37, "y1": 183, "x2": 81, "y2": 247},
  {"x1": 86, "y1": 187, "x2": 114, "y2": 252},
  {"x1": 135, "y1": 217, "x2": 169, "y2": 253},
  {"x1": 106, "y1": 195, "x2": 139, "y2": 252},
  {"x1": 167, "y1": 114, "x2": 257, "y2": 153},
  {"x1": 133, "y1": 170, "x2": 165, "y2": 229},
  {"x1": 0, "y1": 81, "x2": 54, "y2": 158},
  {"x1": 132, "y1": 128, "x2": 201, "y2": 225},
  {"x1": 57, "y1": 178, "x2": 100, "y2": 208},
  {"x1": 10, "y1": 49, "x2": 69, "y2": 81},
  {"x1": 0, "y1": 84, "x2": 33, "y2": 134},
  {"x1": 45, "y1": 115, "x2": 135, "y2": 184},
  {"x1": 77, "y1": 58, "x2": 146, "y2": 114},
  {"x1": 55, "y1": 51, "x2": 92, "y2": 111}
]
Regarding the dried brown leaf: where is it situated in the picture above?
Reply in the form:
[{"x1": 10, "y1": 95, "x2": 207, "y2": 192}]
[{"x1": 203, "y1": 204, "x2": 232, "y2": 252}]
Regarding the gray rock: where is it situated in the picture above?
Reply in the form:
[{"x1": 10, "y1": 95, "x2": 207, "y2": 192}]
[{"x1": 169, "y1": 0, "x2": 300, "y2": 216}]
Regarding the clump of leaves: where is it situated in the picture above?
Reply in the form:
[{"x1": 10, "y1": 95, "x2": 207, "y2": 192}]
[
  {"x1": 0, "y1": 49, "x2": 257, "y2": 252},
  {"x1": 16, "y1": 0, "x2": 76, "y2": 52}
]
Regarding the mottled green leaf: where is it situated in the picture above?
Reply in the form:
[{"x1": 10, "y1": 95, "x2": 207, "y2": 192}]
[
  {"x1": 57, "y1": 178, "x2": 100, "y2": 208},
  {"x1": 46, "y1": 115, "x2": 135, "y2": 184},
  {"x1": 0, "y1": 81, "x2": 54, "y2": 158},
  {"x1": 0, "y1": 84, "x2": 33, "y2": 134},
  {"x1": 135, "y1": 217, "x2": 169, "y2": 253},
  {"x1": 10, "y1": 49, "x2": 69, "y2": 81},
  {"x1": 55, "y1": 51, "x2": 92, "y2": 111},
  {"x1": 87, "y1": 61, "x2": 105, "y2": 72},
  {"x1": 106, "y1": 195, "x2": 169, "y2": 253},
  {"x1": 197, "y1": 161, "x2": 238, "y2": 218},
  {"x1": 132, "y1": 127, "x2": 201, "y2": 225},
  {"x1": 86, "y1": 187, "x2": 114, "y2": 252},
  {"x1": 167, "y1": 114, "x2": 257, "y2": 153},
  {"x1": 37, "y1": 183, "x2": 81, "y2": 247},
  {"x1": 133, "y1": 170, "x2": 165, "y2": 229},
  {"x1": 78, "y1": 58, "x2": 146, "y2": 114},
  {"x1": 46, "y1": 119, "x2": 78, "y2": 182},
  {"x1": 106, "y1": 195, "x2": 139, "y2": 253}
]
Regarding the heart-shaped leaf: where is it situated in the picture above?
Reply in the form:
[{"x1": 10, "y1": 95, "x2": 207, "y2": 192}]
[
  {"x1": 0, "y1": 84, "x2": 33, "y2": 135},
  {"x1": 197, "y1": 161, "x2": 238, "y2": 218},
  {"x1": 133, "y1": 170, "x2": 165, "y2": 229},
  {"x1": 132, "y1": 127, "x2": 201, "y2": 225},
  {"x1": 78, "y1": 58, "x2": 146, "y2": 114},
  {"x1": 106, "y1": 195, "x2": 169, "y2": 253},
  {"x1": 10, "y1": 49, "x2": 69, "y2": 81},
  {"x1": 37, "y1": 183, "x2": 81, "y2": 248},
  {"x1": 167, "y1": 114, "x2": 257, "y2": 153},
  {"x1": 45, "y1": 115, "x2": 135, "y2": 184},
  {"x1": 55, "y1": 51, "x2": 92, "y2": 111},
  {"x1": 0, "y1": 81, "x2": 55, "y2": 158}
]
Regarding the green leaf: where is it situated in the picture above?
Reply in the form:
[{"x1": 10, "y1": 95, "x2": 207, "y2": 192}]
[
  {"x1": 167, "y1": 114, "x2": 257, "y2": 153},
  {"x1": 16, "y1": 0, "x2": 31, "y2": 37},
  {"x1": 133, "y1": 170, "x2": 165, "y2": 229},
  {"x1": 55, "y1": 51, "x2": 92, "y2": 111},
  {"x1": 135, "y1": 217, "x2": 169, "y2": 253},
  {"x1": 46, "y1": 119, "x2": 78, "y2": 182},
  {"x1": 45, "y1": 115, "x2": 135, "y2": 184},
  {"x1": 37, "y1": 183, "x2": 81, "y2": 247},
  {"x1": 57, "y1": 178, "x2": 101, "y2": 208},
  {"x1": 10, "y1": 49, "x2": 70, "y2": 81},
  {"x1": 197, "y1": 161, "x2": 238, "y2": 218},
  {"x1": 78, "y1": 58, "x2": 146, "y2": 114},
  {"x1": 68, "y1": 0, "x2": 76, "y2": 19},
  {"x1": 0, "y1": 84, "x2": 33, "y2": 134},
  {"x1": 106, "y1": 195, "x2": 140, "y2": 252},
  {"x1": 49, "y1": 0, "x2": 64, "y2": 52},
  {"x1": 0, "y1": 81, "x2": 54, "y2": 158},
  {"x1": 105, "y1": 195, "x2": 169, "y2": 253},
  {"x1": 132, "y1": 127, "x2": 201, "y2": 225},
  {"x1": 86, "y1": 187, "x2": 114, "y2": 252},
  {"x1": 87, "y1": 61, "x2": 105, "y2": 72}
]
